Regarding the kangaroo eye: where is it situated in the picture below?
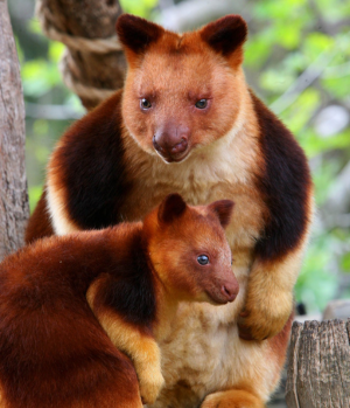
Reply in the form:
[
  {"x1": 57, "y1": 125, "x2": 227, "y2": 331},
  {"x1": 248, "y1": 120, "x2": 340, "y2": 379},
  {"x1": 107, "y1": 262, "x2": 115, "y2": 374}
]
[
  {"x1": 195, "y1": 99, "x2": 208, "y2": 109},
  {"x1": 140, "y1": 98, "x2": 152, "y2": 110},
  {"x1": 197, "y1": 255, "x2": 209, "y2": 265}
]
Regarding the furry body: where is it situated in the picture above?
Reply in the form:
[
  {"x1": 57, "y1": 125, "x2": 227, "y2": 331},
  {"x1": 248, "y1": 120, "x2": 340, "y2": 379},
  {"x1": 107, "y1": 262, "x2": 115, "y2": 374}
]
[
  {"x1": 26, "y1": 14, "x2": 313, "y2": 408},
  {"x1": 0, "y1": 228, "x2": 144, "y2": 408},
  {"x1": 0, "y1": 195, "x2": 236, "y2": 408}
]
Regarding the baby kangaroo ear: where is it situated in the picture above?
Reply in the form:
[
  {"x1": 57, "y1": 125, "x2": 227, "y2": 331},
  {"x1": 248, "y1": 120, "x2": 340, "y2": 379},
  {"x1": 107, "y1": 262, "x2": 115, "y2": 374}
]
[
  {"x1": 208, "y1": 200, "x2": 235, "y2": 229},
  {"x1": 158, "y1": 194, "x2": 187, "y2": 224},
  {"x1": 116, "y1": 13, "x2": 164, "y2": 55},
  {"x1": 200, "y1": 15, "x2": 247, "y2": 59}
]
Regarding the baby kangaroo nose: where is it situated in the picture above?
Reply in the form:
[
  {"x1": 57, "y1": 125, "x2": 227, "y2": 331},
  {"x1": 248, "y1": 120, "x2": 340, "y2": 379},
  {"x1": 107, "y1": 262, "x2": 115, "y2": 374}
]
[{"x1": 221, "y1": 281, "x2": 239, "y2": 302}]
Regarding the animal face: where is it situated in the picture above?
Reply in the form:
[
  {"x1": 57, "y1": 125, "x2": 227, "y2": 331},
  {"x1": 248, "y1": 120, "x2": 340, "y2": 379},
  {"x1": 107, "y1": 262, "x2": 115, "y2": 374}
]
[
  {"x1": 144, "y1": 194, "x2": 239, "y2": 305},
  {"x1": 118, "y1": 14, "x2": 247, "y2": 163}
]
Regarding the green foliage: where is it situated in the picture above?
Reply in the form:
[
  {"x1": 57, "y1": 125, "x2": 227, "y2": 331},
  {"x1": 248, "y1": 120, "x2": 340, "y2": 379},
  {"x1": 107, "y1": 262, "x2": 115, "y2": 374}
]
[
  {"x1": 120, "y1": 0, "x2": 158, "y2": 17},
  {"x1": 295, "y1": 234, "x2": 338, "y2": 311},
  {"x1": 22, "y1": 59, "x2": 61, "y2": 97},
  {"x1": 341, "y1": 252, "x2": 350, "y2": 273},
  {"x1": 21, "y1": 23, "x2": 71, "y2": 100}
]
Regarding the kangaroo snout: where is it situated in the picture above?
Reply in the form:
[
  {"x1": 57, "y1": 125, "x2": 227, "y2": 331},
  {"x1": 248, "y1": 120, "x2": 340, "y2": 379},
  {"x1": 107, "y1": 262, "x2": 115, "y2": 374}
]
[
  {"x1": 221, "y1": 280, "x2": 239, "y2": 302},
  {"x1": 153, "y1": 124, "x2": 190, "y2": 162},
  {"x1": 205, "y1": 273, "x2": 239, "y2": 305}
]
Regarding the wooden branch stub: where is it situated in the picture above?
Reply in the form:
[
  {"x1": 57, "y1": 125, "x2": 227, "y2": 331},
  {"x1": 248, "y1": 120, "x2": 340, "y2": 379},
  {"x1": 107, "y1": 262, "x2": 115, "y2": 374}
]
[
  {"x1": 0, "y1": 0, "x2": 29, "y2": 261},
  {"x1": 286, "y1": 319, "x2": 350, "y2": 408}
]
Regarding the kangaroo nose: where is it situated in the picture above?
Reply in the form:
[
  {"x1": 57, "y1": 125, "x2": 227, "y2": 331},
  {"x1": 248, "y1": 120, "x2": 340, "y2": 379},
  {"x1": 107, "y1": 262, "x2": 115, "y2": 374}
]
[
  {"x1": 170, "y1": 138, "x2": 188, "y2": 154},
  {"x1": 153, "y1": 126, "x2": 189, "y2": 162},
  {"x1": 220, "y1": 281, "x2": 239, "y2": 302},
  {"x1": 154, "y1": 136, "x2": 188, "y2": 155}
]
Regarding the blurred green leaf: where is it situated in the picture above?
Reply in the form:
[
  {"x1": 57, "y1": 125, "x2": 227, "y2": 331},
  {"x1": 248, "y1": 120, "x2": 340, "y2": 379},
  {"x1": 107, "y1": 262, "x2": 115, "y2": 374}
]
[
  {"x1": 274, "y1": 22, "x2": 301, "y2": 49},
  {"x1": 303, "y1": 32, "x2": 335, "y2": 58},
  {"x1": 28, "y1": 185, "x2": 44, "y2": 213},
  {"x1": 295, "y1": 234, "x2": 339, "y2": 312},
  {"x1": 341, "y1": 252, "x2": 350, "y2": 273},
  {"x1": 120, "y1": 0, "x2": 158, "y2": 17},
  {"x1": 28, "y1": 18, "x2": 43, "y2": 35},
  {"x1": 48, "y1": 41, "x2": 65, "y2": 64},
  {"x1": 33, "y1": 119, "x2": 49, "y2": 136},
  {"x1": 22, "y1": 59, "x2": 62, "y2": 97}
]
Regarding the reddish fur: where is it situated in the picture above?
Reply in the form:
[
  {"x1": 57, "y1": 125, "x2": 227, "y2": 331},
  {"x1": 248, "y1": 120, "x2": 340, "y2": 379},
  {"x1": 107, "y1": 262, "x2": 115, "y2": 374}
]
[
  {"x1": 0, "y1": 232, "x2": 142, "y2": 408},
  {"x1": 1, "y1": 196, "x2": 236, "y2": 408},
  {"x1": 25, "y1": 13, "x2": 313, "y2": 408}
]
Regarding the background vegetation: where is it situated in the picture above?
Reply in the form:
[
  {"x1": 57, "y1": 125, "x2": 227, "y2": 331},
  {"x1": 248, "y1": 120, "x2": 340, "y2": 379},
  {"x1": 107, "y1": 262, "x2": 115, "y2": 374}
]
[{"x1": 9, "y1": 0, "x2": 350, "y2": 314}]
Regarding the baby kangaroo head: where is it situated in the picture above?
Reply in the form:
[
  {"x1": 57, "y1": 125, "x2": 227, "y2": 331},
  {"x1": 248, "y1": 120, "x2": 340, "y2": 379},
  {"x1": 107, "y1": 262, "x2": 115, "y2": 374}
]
[{"x1": 144, "y1": 194, "x2": 239, "y2": 305}]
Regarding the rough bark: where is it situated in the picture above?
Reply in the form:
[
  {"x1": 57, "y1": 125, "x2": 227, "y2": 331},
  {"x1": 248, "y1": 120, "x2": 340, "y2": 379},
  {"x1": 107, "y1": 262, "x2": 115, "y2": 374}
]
[
  {"x1": 286, "y1": 319, "x2": 350, "y2": 408},
  {"x1": 0, "y1": 0, "x2": 29, "y2": 261},
  {"x1": 37, "y1": 0, "x2": 125, "y2": 110}
]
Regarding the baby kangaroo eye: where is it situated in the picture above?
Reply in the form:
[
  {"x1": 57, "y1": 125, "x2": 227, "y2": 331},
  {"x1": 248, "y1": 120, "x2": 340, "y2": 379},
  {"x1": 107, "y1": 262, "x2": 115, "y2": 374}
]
[
  {"x1": 195, "y1": 99, "x2": 208, "y2": 109},
  {"x1": 197, "y1": 255, "x2": 209, "y2": 265},
  {"x1": 140, "y1": 98, "x2": 152, "y2": 110}
]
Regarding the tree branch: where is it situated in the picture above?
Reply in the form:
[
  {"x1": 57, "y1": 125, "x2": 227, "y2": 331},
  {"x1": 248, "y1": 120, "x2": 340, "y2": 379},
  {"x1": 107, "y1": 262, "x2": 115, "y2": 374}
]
[{"x1": 0, "y1": 0, "x2": 29, "y2": 261}]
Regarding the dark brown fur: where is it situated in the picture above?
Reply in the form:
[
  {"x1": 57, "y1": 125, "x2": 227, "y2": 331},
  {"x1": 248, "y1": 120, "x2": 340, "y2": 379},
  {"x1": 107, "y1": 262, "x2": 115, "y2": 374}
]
[{"x1": 252, "y1": 92, "x2": 312, "y2": 262}]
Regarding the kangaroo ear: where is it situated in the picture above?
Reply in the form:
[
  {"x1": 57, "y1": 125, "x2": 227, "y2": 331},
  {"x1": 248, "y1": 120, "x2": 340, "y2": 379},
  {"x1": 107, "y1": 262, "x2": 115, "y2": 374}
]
[
  {"x1": 116, "y1": 14, "x2": 163, "y2": 55},
  {"x1": 208, "y1": 200, "x2": 234, "y2": 229},
  {"x1": 200, "y1": 15, "x2": 247, "y2": 60},
  {"x1": 158, "y1": 194, "x2": 187, "y2": 224}
]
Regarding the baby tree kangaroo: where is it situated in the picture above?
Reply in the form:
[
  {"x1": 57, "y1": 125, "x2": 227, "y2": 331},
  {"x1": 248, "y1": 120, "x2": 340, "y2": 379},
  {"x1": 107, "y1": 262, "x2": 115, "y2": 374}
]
[{"x1": 0, "y1": 195, "x2": 237, "y2": 408}]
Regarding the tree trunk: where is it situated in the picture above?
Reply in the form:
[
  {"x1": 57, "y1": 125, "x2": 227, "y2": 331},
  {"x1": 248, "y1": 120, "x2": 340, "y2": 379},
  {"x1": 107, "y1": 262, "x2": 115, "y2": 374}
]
[
  {"x1": 36, "y1": 0, "x2": 125, "y2": 110},
  {"x1": 0, "y1": 0, "x2": 29, "y2": 261},
  {"x1": 286, "y1": 319, "x2": 350, "y2": 408}
]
